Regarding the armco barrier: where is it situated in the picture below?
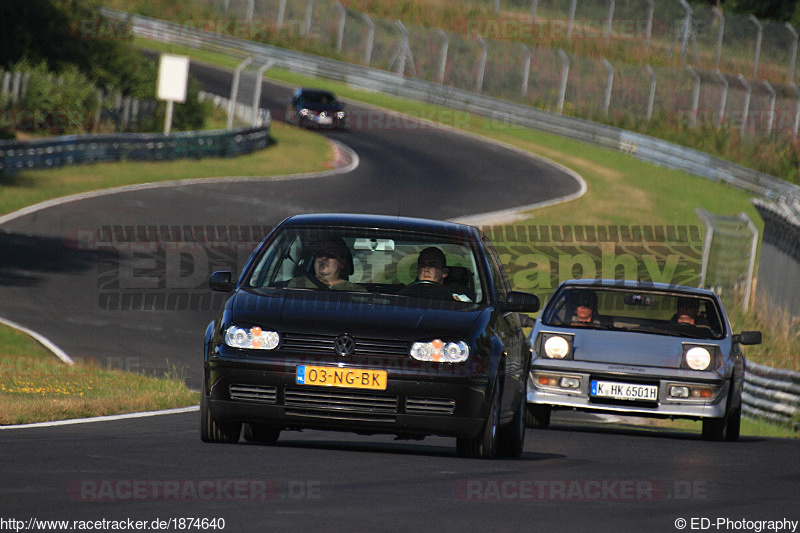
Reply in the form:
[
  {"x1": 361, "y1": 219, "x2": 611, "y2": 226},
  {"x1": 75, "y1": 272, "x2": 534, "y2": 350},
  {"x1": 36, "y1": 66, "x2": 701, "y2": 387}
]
[
  {"x1": 743, "y1": 361, "x2": 800, "y2": 429},
  {"x1": 0, "y1": 124, "x2": 271, "y2": 178}
]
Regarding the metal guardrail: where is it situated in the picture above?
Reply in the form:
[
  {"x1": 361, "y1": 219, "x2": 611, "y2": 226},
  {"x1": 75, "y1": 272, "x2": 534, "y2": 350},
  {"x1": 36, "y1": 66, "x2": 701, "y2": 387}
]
[
  {"x1": 743, "y1": 361, "x2": 800, "y2": 429},
  {"x1": 0, "y1": 124, "x2": 271, "y2": 177}
]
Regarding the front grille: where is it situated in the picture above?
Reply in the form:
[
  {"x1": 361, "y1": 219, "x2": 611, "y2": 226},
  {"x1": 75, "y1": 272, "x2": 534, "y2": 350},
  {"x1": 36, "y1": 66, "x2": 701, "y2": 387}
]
[
  {"x1": 281, "y1": 333, "x2": 407, "y2": 357},
  {"x1": 229, "y1": 384, "x2": 277, "y2": 403},
  {"x1": 406, "y1": 397, "x2": 456, "y2": 415},
  {"x1": 284, "y1": 388, "x2": 398, "y2": 414}
]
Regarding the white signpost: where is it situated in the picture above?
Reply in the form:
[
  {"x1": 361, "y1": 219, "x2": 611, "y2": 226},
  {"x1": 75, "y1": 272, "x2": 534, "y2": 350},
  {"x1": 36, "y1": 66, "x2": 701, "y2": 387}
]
[{"x1": 156, "y1": 54, "x2": 190, "y2": 135}]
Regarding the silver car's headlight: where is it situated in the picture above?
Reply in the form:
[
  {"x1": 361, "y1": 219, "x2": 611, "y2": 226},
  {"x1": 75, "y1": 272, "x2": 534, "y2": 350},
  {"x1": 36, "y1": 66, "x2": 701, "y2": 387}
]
[
  {"x1": 225, "y1": 325, "x2": 280, "y2": 350},
  {"x1": 684, "y1": 346, "x2": 711, "y2": 370},
  {"x1": 410, "y1": 339, "x2": 469, "y2": 363},
  {"x1": 536, "y1": 333, "x2": 574, "y2": 360}
]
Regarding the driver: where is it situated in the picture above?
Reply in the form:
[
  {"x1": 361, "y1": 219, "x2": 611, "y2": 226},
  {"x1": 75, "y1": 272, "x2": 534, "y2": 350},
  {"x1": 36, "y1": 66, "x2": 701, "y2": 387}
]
[{"x1": 400, "y1": 247, "x2": 470, "y2": 301}]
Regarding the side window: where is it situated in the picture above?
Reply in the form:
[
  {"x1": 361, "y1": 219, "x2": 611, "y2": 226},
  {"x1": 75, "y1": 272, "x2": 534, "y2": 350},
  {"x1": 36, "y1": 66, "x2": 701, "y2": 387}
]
[{"x1": 482, "y1": 237, "x2": 510, "y2": 302}]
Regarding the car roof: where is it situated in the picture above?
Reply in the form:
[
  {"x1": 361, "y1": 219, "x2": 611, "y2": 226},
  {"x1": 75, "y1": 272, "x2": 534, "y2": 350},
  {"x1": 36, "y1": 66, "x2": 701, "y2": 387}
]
[
  {"x1": 558, "y1": 279, "x2": 719, "y2": 298},
  {"x1": 278, "y1": 213, "x2": 481, "y2": 240}
]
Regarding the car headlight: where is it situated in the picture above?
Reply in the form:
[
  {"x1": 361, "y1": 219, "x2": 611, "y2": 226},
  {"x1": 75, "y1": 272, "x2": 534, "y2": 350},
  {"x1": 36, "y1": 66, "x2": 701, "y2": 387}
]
[
  {"x1": 544, "y1": 336, "x2": 570, "y2": 359},
  {"x1": 336, "y1": 111, "x2": 345, "y2": 119},
  {"x1": 225, "y1": 325, "x2": 280, "y2": 350},
  {"x1": 410, "y1": 339, "x2": 469, "y2": 363},
  {"x1": 299, "y1": 108, "x2": 309, "y2": 117},
  {"x1": 684, "y1": 346, "x2": 711, "y2": 370}
]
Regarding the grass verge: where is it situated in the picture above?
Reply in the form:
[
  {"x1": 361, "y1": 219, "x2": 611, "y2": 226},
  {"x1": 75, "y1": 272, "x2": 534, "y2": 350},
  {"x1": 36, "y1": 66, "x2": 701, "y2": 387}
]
[
  {"x1": 0, "y1": 121, "x2": 334, "y2": 217},
  {"x1": 0, "y1": 323, "x2": 198, "y2": 425}
]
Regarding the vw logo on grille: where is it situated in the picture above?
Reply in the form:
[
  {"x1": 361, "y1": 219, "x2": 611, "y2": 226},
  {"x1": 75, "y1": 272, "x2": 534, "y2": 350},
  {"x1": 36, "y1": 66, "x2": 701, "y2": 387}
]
[{"x1": 334, "y1": 335, "x2": 356, "y2": 357}]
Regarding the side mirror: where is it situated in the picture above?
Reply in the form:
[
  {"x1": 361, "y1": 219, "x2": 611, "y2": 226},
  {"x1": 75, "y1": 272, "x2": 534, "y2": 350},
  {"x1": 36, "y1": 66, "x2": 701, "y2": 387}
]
[
  {"x1": 503, "y1": 291, "x2": 540, "y2": 313},
  {"x1": 734, "y1": 331, "x2": 762, "y2": 345},
  {"x1": 209, "y1": 271, "x2": 234, "y2": 292}
]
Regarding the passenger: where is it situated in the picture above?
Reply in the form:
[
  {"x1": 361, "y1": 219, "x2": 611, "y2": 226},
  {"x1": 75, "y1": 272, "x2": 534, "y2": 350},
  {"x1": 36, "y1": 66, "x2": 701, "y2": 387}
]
[
  {"x1": 570, "y1": 290, "x2": 600, "y2": 326},
  {"x1": 288, "y1": 240, "x2": 364, "y2": 291}
]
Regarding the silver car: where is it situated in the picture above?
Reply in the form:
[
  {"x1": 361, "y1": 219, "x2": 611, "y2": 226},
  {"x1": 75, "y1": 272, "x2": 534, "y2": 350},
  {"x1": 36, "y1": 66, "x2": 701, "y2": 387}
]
[{"x1": 527, "y1": 279, "x2": 761, "y2": 441}]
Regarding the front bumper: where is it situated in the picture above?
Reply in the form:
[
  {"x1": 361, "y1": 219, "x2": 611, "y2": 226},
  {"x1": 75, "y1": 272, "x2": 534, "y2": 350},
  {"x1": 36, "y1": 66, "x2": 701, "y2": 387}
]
[
  {"x1": 205, "y1": 352, "x2": 490, "y2": 439},
  {"x1": 527, "y1": 362, "x2": 730, "y2": 420}
]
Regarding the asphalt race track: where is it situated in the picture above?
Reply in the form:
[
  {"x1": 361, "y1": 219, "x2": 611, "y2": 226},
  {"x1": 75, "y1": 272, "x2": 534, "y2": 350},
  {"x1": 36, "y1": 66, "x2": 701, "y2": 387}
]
[{"x1": 0, "y1": 59, "x2": 798, "y2": 532}]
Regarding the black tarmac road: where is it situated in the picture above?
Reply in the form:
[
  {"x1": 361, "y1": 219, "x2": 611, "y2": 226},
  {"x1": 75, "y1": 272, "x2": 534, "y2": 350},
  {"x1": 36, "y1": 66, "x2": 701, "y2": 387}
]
[{"x1": 1, "y1": 59, "x2": 797, "y2": 533}]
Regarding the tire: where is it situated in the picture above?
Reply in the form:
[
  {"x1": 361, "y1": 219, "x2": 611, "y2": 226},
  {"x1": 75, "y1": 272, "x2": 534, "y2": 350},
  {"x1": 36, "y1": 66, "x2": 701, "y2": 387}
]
[
  {"x1": 457, "y1": 383, "x2": 499, "y2": 459},
  {"x1": 701, "y1": 382, "x2": 740, "y2": 442},
  {"x1": 525, "y1": 404, "x2": 551, "y2": 429},
  {"x1": 242, "y1": 423, "x2": 281, "y2": 443},
  {"x1": 200, "y1": 382, "x2": 242, "y2": 444},
  {"x1": 498, "y1": 380, "x2": 526, "y2": 458}
]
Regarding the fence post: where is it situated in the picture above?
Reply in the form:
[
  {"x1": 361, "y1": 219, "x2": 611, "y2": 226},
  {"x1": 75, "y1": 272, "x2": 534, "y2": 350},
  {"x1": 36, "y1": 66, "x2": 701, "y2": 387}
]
[
  {"x1": 11, "y1": 71, "x2": 22, "y2": 104},
  {"x1": 252, "y1": 60, "x2": 274, "y2": 126},
  {"x1": 227, "y1": 57, "x2": 252, "y2": 130},
  {"x1": 738, "y1": 74, "x2": 751, "y2": 136},
  {"x1": 686, "y1": 66, "x2": 700, "y2": 127},
  {"x1": 716, "y1": 69, "x2": 728, "y2": 127},
  {"x1": 558, "y1": 49, "x2": 570, "y2": 114},
  {"x1": 521, "y1": 44, "x2": 531, "y2": 96},
  {"x1": 602, "y1": 58, "x2": 614, "y2": 116},
  {"x1": 750, "y1": 15, "x2": 762, "y2": 79},
  {"x1": 792, "y1": 84, "x2": 800, "y2": 139},
  {"x1": 679, "y1": 0, "x2": 692, "y2": 64},
  {"x1": 277, "y1": 0, "x2": 286, "y2": 30},
  {"x1": 531, "y1": 0, "x2": 539, "y2": 22},
  {"x1": 741, "y1": 212, "x2": 758, "y2": 312},
  {"x1": 786, "y1": 23, "x2": 798, "y2": 84},
  {"x1": 246, "y1": 0, "x2": 254, "y2": 23},
  {"x1": 763, "y1": 80, "x2": 776, "y2": 134},
  {"x1": 335, "y1": 2, "x2": 346, "y2": 52},
  {"x1": 645, "y1": 0, "x2": 654, "y2": 52},
  {"x1": 697, "y1": 208, "x2": 714, "y2": 288},
  {"x1": 437, "y1": 29, "x2": 448, "y2": 84},
  {"x1": 476, "y1": 36, "x2": 487, "y2": 94},
  {"x1": 604, "y1": 0, "x2": 615, "y2": 44},
  {"x1": 646, "y1": 65, "x2": 656, "y2": 121},
  {"x1": 304, "y1": 0, "x2": 313, "y2": 36},
  {"x1": 567, "y1": 0, "x2": 577, "y2": 39},
  {"x1": 713, "y1": 7, "x2": 724, "y2": 68},
  {"x1": 361, "y1": 13, "x2": 374, "y2": 67}
]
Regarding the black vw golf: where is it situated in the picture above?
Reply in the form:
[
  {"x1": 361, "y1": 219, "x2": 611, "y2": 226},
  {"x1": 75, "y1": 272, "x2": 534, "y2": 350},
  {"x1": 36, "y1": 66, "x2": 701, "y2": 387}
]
[{"x1": 202, "y1": 214, "x2": 539, "y2": 458}]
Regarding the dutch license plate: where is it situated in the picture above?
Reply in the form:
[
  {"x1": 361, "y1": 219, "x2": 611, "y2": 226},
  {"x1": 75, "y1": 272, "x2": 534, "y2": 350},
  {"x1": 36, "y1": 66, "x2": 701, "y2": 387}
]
[
  {"x1": 296, "y1": 365, "x2": 387, "y2": 390},
  {"x1": 590, "y1": 380, "x2": 658, "y2": 401}
]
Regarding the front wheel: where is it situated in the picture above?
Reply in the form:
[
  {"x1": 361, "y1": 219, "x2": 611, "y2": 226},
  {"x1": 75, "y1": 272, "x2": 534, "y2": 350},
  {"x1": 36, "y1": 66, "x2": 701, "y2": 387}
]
[
  {"x1": 457, "y1": 383, "x2": 499, "y2": 459},
  {"x1": 525, "y1": 404, "x2": 551, "y2": 429},
  {"x1": 497, "y1": 381, "x2": 526, "y2": 458},
  {"x1": 200, "y1": 383, "x2": 241, "y2": 444}
]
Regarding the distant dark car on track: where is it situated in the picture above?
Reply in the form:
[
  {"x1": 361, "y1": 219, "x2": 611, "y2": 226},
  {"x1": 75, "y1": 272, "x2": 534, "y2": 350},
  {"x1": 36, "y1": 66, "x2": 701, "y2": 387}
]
[
  {"x1": 286, "y1": 88, "x2": 346, "y2": 129},
  {"x1": 202, "y1": 214, "x2": 540, "y2": 458},
  {"x1": 527, "y1": 279, "x2": 761, "y2": 441}
]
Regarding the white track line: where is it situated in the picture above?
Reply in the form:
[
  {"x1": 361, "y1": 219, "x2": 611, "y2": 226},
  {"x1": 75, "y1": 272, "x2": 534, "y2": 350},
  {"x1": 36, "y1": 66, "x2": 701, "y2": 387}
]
[
  {"x1": 0, "y1": 406, "x2": 199, "y2": 430},
  {"x1": 0, "y1": 315, "x2": 74, "y2": 365}
]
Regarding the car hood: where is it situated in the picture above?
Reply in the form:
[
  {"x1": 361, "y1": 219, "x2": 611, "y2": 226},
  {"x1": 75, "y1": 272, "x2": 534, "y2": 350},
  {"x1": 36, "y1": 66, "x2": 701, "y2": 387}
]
[
  {"x1": 540, "y1": 328, "x2": 724, "y2": 368},
  {"x1": 226, "y1": 289, "x2": 488, "y2": 341}
]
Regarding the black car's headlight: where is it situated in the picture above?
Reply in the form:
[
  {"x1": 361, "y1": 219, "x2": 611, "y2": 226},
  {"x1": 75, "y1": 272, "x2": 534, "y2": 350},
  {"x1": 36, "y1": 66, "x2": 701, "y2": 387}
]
[
  {"x1": 336, "y1": 111, "x2": 345, "y2": 119},
  {"x1": 681, "y1": 344, "x2": 720, "y2": 371},
  {"x1": 225, "y1": 325, "x2": 280, "y2": 350},
  {"x1": 536, "y1": 332, "x2": 574, "y2": 360},
  {"x1": 410, "y1": 339, "x2": 469, "y2": 363}
]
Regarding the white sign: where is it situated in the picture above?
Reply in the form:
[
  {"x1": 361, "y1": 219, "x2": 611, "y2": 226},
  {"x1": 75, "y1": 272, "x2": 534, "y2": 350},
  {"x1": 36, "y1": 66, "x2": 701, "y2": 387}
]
[{"x1": 156, "y1": 54, "x2": 190, "y2": 103}]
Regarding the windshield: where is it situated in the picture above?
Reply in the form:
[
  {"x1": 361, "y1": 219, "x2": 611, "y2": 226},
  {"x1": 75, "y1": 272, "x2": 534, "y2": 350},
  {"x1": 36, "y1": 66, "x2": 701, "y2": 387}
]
[
  {"x1": 244, "y1": 225, "x2": 485, "y2": 304},
  {"x1": 541, "y1": 286, "x2": 725, "y2": 339},
  {"x1": 300, "y1": 91, "x2": 338, "y2": 105}
]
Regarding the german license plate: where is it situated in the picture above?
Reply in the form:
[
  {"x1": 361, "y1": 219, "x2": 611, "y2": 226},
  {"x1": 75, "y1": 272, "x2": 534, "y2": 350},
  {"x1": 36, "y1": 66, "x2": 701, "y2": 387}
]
[
  {"x1": 296, "y1": 365, "x2": 387, "y2": 390},
  {"x1": 590, "y1": 380, "x2": 658, "y2": 401}
]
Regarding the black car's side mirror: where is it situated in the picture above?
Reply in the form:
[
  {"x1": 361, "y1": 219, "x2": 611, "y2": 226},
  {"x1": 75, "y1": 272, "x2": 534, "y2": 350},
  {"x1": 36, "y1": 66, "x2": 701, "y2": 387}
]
[
  {"x1": 734, "y1": 331, "x2": 762, "y2": 345},
  {"x1": 209, "y1": 271, "x2": 235, "y2": 292},
  {"x1": 502, "y1": 291, "x2": 540, "y2": 313}
]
